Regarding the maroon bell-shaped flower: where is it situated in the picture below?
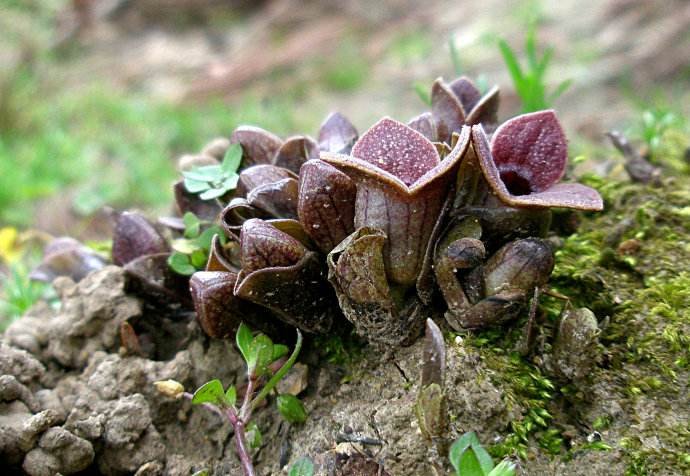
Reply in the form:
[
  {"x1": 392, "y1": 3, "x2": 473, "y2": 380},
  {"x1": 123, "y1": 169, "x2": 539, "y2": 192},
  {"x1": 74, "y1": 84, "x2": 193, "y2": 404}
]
[
  {"x1": 471, "y1": 110, "x2": 603, "y2": 211},
  {"x1": 321, "y1": 118, "x2": 471, "y2": 345},
  {"x1": 322, "y1": 117, "x2": 470, "y2": 287}
]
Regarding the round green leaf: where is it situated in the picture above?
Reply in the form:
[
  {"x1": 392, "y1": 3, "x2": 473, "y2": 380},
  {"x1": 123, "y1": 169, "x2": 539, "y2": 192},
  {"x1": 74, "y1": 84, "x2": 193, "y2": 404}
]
[
  {"x1": 191, "y1": 379, "x2": 226, "y2": 406},
  {"x1": 167, "y1": 252, "x2": 196, "y2": 276}
]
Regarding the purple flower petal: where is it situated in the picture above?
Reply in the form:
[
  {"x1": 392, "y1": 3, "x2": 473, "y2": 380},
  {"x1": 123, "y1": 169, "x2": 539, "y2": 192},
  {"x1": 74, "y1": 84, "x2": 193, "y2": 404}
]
[
  {"x1": 407, "y1": 112, "x2": 437, "y2": 142},
  {"x1": 236, "y1": 164, "x2": 297, "y2": 197},
  {"x1": 273, "y1": 136, "x2": 319, "y2": 174},
  {"x1": 473, "y1": 126, "x2": 604, "y2": 211},
  {"x1": 246, "y1": 178, "x2": 299, "y2": 219},
  {"x1": 351, "y1": 117, "x2": 440, "y2": 187},
  {"x1": 431, "y1": 78, "x2": 466, "y2": 144},
  {"x1": 230, "y1": 126, "x2": 283, "y2": 167},
  {"x1": 112, "y1": 212, "x2": 169, "y2": 266},
  {"x1": 490, "y1": 110, "x2": 567, "y2": 193},
  {"x1": 449, "y1": 76, "x2": 482, "y2": 112},
  {"x1": 239, "y1": 219, "x2": 307, "y2": 274},
  {"x1": 318, "y1": 112, "x2": 358, "y2": 154},
  {"x1": 298, "y1": 159, "x2": 356, "y2": 253},
  {"x1": 465, "y1": 85, "x2": 500, "y2": 129}
]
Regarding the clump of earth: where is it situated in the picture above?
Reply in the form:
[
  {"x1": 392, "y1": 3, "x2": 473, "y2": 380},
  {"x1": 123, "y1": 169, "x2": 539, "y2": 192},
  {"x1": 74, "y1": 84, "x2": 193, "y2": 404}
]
[{"x1": 1, "y1": 168, "x2": 689, "y2": 475}]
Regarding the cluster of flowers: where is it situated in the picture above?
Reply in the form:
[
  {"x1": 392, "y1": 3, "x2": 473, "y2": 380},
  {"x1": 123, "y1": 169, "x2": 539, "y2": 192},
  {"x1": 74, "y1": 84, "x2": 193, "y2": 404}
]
[{"x1": 38, "y1": 76, "x2": 603, "y2": 348}]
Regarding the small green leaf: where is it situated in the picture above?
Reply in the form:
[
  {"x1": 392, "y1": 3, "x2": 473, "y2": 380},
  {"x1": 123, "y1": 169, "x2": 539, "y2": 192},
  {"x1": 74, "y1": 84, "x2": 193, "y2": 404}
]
[
  {"x1": 183, "y1": 165, "x2": 223, "y2": 181},
  {"x1": 171, "y1": 238, "x2": 199, "y2": 254},
  {"x1": 184, "y1": 178, "x2": 211, "y2": 193},
  {"x1": 191, "y1": 470, "x2": 209, "y2": 476},
  {"x1": 246, "y1": 421, "x2": 262, "y2": 448},
  {"x1": 225, "y1": 385, "x2": 237, "y2": 407},
  {"x1": 236, "y1": 323, "x2": 254, "y2": 364},
  {"x1": 251, "y1": 334, "x2": 275, "y2": 376},
  {"x1": 199, "y1": 187, "x2": 228, "y2": 200},
  {"x1": 191, "y1": 379, "x2": 226, "y2": 406},
  {"x1": 277, "y1": 394, "x2": 307, "y2": 424},
  {"x1": 289, "y1": 456, "x2": 314, "y2": 476},
  {"x1": 167, "y1": 252, "x2": 196, "y2": 276},
  {"x1": 272, "y1": 344, "x2": 289, "y2": 362},
  {"x1": 487, "y1": 460, "x2": 516, "y2": 476},
  {"x1": 472, "y1": 441, "x2": 495, "y2": 474},
  {"x1": 457, "y1": 447, "x2": 484, "y2": 476},
  {"x1": 450, "y1": 432, "x2": 495, "y2": 475},
  {"x1": 222, "y1": 174, "x2": 239, "y2": 190},
  {"x1": 190, "y1": 249, "x2": 208, "y2": 269},
  {"x1": 222, "y1": 143, "x2": 243, "y2": 174},
  {"x1": 196, "y1": 227, "x2": 224, "y2": 251},
  {"x1": 183, "y1": 212, "x2": 201, "y2": 238}
]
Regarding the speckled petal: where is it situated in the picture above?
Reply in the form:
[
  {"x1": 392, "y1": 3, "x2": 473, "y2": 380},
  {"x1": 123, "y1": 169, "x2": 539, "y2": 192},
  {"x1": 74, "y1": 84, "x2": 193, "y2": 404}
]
[
  {"x1": 351, "y1": 117, "x2": 440, "y2": 187},
  {"x1": 205, "y1": 234, "x2": 239, "y2": 272},
  {"x1": 318, "y1": 112, "x2": 358, "y2": 154},
  {"x1": 239, "y1": 219, "x2": 307, "y2": 274},
  {"x1": 321, "y1": 125, "x2": 471, "y2": 287},
  {"x1": 431, "y1": 78, "x2": 466, "y2": 144},
  {"x1": 230, "y1": 126, "x2": 283, "y2": 167},
  {"x1": 236, "y1": 164, "x2": 297, "y2": 197},
  {"x1": 473, "y1": 126, "x2": 604, "y2": 211},
  {"x1": 246, "y1": 178, "x2": 299, "y2": 219},
  {"x1": 297, "y1": 159, "x2": 356, "y2": 253},
  {"x1": 490, "y1": 110, "x2": 567, "y2": 193},
  {"x1": 112, "y1": 212, "x2": 169, "y2": 266},
  {"x1": 190, "y1": 271, "x2": 284, "y2": 339},
  {"x1": 235, "y1": 250, "x2": 334, "y2": 334},
  {"x1": 273, "y1": 136, "x2": 319, "y2": 174}
]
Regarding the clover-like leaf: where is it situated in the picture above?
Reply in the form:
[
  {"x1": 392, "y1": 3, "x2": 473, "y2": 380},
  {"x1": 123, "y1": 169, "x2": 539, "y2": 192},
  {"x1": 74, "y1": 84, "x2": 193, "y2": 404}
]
[
  {"x1": 277, "y1": 394, "x2": 307, "y2": 423},
  {"x1": 192, "y1": 379, "x2": 226, "y2": 406},
  {"x1": 183, "y1": 212, "x2": 201, "y2": 238},
  {"x1": 184, "y1": 178, "x2": 211, "y2": 193},
  {"x1": 168, "y1": 252, "x2": 196, "y2": 276},
  {"x1": 221, "y1": 143, "x2": 243, "y2": 175},
  {"x1": 199, "y1": 187, "x2": 228, "y2": 201}
]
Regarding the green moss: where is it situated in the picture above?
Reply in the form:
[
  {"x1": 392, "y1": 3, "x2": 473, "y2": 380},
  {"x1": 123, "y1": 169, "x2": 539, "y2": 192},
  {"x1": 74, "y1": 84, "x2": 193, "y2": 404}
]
[{"x1": 460, "y1": 138, "x2": 690, "y2": 473}]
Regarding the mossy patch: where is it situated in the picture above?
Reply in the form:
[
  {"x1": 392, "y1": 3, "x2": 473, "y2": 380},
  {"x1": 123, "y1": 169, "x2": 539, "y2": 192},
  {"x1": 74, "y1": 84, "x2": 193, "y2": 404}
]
[{"x1": 460, "y1": 159, "x2": 690, "y2": 473}]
